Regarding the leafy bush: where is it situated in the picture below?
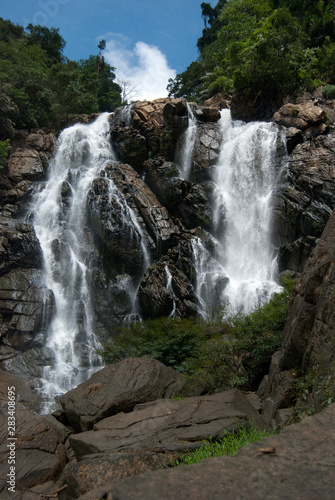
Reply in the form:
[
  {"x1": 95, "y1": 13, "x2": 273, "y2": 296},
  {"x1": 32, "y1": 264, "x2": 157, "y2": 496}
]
[
  {"x1": 322, "y1": 85, "x2": 335, "y2": 99},
  {"x1": 185, "y1": 277, "x2": 294, "y2": 393},
  {"x1": 98, "y1": 277, "x2": 294, "y2": 393},
  {"x1": 174, "y1": 424, "x2": 274, "y2": 466},
  {"x1": 96, "y1": 317, "x2": 205, "y2": 373}
]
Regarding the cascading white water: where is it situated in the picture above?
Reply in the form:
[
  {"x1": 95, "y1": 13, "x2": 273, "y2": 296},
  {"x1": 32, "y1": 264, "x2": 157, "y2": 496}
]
[
  {"x1": 191, "y1": 236, "x2": 228, "y2": 316},
  {"x1": 31, "y1": 114, "x2": 114, "y2": 411},
  {"x1": 165, "y1": 265, "x2": 176, "y2": 317},
  {"x1": 104, "y1": 178, "x2": 152, "y2": 323},
  {"x1": 178, "y1": 103, "x2": 197, "y2": 179},
  {"x1": 192, "y1": 109, "x2": 283, "y2": 316}
]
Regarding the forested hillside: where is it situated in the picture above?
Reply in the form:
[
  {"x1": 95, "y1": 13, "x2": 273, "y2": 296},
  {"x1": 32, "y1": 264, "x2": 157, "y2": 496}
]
[
  {"x1": 168, "y1": 0, "x2": 335, "y2": 112},
  {"x1": 0, "y1": 19, "x2": 122, "y2": 138}
]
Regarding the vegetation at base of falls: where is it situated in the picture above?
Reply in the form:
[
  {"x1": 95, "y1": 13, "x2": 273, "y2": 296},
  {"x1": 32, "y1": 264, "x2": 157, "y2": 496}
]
[
  {"x1": 167, "y1": 0, "x2": 335, "y2": 106},
  {"x1": 173, "y1": 424, "x2": 275, "y2": 467},
  {"x1": 96, "y1": 317, "x2": 204, "y2": 374},
  {"x1": 97, "y1": 276, "x2": 294, "y2": 394},
  {"x1": 0, "y1": 19, "x2": 122, "y2": 138}
]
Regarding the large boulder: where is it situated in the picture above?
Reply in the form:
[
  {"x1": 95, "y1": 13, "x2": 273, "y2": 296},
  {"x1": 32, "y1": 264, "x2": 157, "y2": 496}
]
[
  {"x1": 60, "y1": 452, "x2": 169, "y2": 499},
  {"x1": 8, "y1": 149, "x2": 47, "y2": 181},
  {"x1": 0, "y1": 369, "x2": 41, "y2": 413},
  {"x1": 0, "y1": 404, "x2": 67, "y2": 496},
  {"x1": 69, "y1": 389, "x2": 265, "y2": 460},
  {"x1": 59, "y1": 357, "x2": 185, "y2": 432},
  {"x1": 79, "y1": 403, "x2": 335, "y2": 500},
  {"x1": 272, "y1": 102, "x2": 328, "y2": 140}
]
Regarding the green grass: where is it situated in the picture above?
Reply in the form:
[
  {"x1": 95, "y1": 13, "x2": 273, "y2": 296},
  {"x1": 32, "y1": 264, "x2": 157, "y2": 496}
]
[{"x1": 174, "y1": 424, "x2": 275, "y2": 467}]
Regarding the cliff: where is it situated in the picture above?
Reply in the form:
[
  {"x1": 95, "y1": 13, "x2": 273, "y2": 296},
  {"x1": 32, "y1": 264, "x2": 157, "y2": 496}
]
[{"x1": 0, "y1": 92, "x2": 335, "y2": 498}]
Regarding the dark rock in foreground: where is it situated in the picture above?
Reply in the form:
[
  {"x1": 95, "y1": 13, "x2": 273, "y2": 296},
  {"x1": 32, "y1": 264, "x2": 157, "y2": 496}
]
[
  {"x1": 77, "y1": 403, "x2": 335, "y2": 500},
  {"x1": 69, "y1": 389, "x2": 265, "y2": 460},
  {"x1": 0, "y1": 404, "x2": 67, "y2": 495}
]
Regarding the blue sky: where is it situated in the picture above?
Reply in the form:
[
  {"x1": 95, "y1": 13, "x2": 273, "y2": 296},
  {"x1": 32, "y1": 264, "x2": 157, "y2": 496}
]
[{"x1": 1, "y1": 0, "x2": 216, "y2": 100}]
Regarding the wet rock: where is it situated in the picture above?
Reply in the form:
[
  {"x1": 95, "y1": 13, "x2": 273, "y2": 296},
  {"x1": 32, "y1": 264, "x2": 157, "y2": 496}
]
[
  {"x1": 69, "y1": 389, "x2": 265, "y2": 460},
  {"x1": 87, "y1": 176, "x2": 148, "y2": 276},
  {"x1": 0, "y1": 218, "x2": 43, "y2": 277},
  {"x1": 138, "y1": 260, "x2": 197, "y2": 318},
  {"x1": 110, "y1": 124, "x2": 147, "y2": 168},
  {"x1": 106, "y1": 162, "x2": 180, "y2": 252},
  {"x1": 59, "y1": 357, "x2": 185, "y2": 432},
  {"x1": 84, "y1": 404, "x2": 335, "y2": 500},
  {"x1": 190, "y1": 122, "x2": 222, "y2": 182},
  {"x1": 0, "y1": 268, "x2": 55, "y2": 368},
  {"x1": 89, "y1": 269, "x2": 139, "y2": 336},
  {"x1": 178, "y1": 182, "x2": 215, "y2": 230},
  {"x1": 142, "y1": 158, "x2": 215, "y2": 230},
  {"x1": 191, "y1": 105, "x2": 221, "y2": 123},
  {"x1": 273, "y1": 132, "x2": 335, "y2": 272}
]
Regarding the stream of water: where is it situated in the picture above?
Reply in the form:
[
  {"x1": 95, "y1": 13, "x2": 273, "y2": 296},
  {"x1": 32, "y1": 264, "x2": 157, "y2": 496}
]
[{"x1": 191, "y1": 109, "x2": 284, "y2": 316}]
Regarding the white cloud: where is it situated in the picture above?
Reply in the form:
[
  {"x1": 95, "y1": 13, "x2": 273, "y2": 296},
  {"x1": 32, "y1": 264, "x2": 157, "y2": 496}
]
[{"x1": 103, "y1": 35, "x2": 176, "y2": 102}]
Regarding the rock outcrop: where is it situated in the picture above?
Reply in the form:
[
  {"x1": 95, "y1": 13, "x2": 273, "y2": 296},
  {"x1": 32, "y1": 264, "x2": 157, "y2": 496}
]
[
  {"x1": 0, "y1": 403, "x2": 68, "y2": 495},
  {"x1": 69, "y1": 389, "x2": 264, "y2": 459},
  {"x1": 259, "y1": 208, "x2": 335, "y2": 425},
  {"x1": 271, "y1": 97, "x2": 335, "y2": 273},
  {"x1": 59, "y1": 357, "x2": 185, "y2": 432},
  {"x1": 80, "y1": 403, "x2": 335, "y2": 500}
]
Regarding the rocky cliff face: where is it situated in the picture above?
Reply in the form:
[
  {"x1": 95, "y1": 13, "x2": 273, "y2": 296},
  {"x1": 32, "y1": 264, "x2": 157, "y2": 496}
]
[{"x1": 0, "y1": 95, "x2": 334, "y2": 382}]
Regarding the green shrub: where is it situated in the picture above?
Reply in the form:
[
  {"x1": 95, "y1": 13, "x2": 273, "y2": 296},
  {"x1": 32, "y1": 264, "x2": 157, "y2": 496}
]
[
  {"x1": 174, "y1": 424, "x2": 275, "y2": 466},
  {"x1": 97, "y1": 277, "x2": 294, "y2": 392},
  {"x1": 322, "y1": 85, "x2": 335, "y2": 99},
  {"x1": 96, "y1": 317, "x2": 205, "y2": 373},
  {"x1": 185, "y1": 277, "x2": 294, "y2": 393}
]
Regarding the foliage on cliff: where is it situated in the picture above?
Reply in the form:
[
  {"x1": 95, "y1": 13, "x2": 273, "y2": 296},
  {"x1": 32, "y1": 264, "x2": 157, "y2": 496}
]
[
  {"x1": 97, "y1": 278, "x2": 294, "y2": 394},
  {"x1": 168, "y1": 0, "x2": 335, "y2": 106},
  {"x1": 0, "y1": 18, "x2": 122, "y2": 138}
]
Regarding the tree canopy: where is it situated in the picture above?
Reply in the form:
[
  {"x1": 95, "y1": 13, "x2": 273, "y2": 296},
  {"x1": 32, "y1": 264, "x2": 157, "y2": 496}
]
[
  {"x1": 168, "y1": 0, "x2": 335, "y2": 107},
  {"x1": 0, "y1": 18, "x2": 122, "y2": 138}
]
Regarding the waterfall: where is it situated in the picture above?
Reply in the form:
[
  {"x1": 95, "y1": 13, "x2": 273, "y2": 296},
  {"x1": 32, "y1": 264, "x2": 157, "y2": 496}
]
[
  {"x1": 31, "y1": 114, "x2": 114, "y2": 411},
  {"x1": 192, "y1": 110, "x2": 283, "y2": 316},
  {"x1": 178, "y1": 103, "x2": 197, "y2": 179},
  {"x1": 104, "y1": 178, "x2": 152, "y2": 323},
  {"x1": 165, "y1": 265, "x2": 176, "y2": 317},
  {"x1": 191, "y1": 236, "x2": 228, "y2": 317}
]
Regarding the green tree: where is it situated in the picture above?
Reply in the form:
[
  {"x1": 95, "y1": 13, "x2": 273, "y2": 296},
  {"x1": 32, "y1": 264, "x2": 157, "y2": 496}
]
[
  {"x1": 26, "y1": 24, "x2": 66, "y2": 64},
  {"x1": 168, "y1": 0, "x2": 335, "y2": 104}
]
